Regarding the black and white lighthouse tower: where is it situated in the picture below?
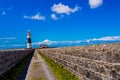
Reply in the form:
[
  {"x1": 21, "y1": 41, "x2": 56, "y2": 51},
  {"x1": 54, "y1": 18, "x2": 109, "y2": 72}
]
[{"x1": 27, "y1": 30, "x2": 32, "y2": 48}]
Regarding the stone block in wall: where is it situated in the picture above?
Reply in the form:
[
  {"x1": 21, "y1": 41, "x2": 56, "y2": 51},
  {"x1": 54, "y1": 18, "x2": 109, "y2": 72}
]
[{"x1": 39, "y1": 43, "x2": 120, "y2": 80}]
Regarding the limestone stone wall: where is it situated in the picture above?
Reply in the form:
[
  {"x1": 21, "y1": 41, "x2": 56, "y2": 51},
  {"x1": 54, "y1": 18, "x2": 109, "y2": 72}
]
[
  {"x1": 0, "y1": 49, "x2": 34, "y2": 75},
  {"x1": 39, "y1": 43, "x2": 120, "y2": 80}
]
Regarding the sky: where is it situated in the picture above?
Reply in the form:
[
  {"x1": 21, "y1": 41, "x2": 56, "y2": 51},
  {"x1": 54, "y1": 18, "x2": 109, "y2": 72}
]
[{"x1": 0, "y1": 0, "x2": 120, "y2": 49}]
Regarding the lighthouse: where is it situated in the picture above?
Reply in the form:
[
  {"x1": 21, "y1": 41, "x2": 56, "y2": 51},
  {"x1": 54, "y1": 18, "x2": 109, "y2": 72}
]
[{"x1": 27, "y1": 30, "x2": 32, "y2": 48}]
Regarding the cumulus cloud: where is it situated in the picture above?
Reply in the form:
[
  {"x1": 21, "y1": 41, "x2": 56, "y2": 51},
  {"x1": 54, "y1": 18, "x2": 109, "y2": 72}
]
[
  {"x1": 43, "y1": 39, "x2": 51, "y2": 43},
  {"x1": 24, "y1": 13, "x2": 45, "y2": 20},
  {"x1": 89, "y1": 0, "x2": 103, "y2": 8},
  {"x1": 51, "y1": 3, "x2": 80, "y2": 15},
  {"x1": 32, "y1": 39, "x2": 54, "y2": 45},
  {"x1": 51, "y1": 14, "x2": 58, "y2": 20}
]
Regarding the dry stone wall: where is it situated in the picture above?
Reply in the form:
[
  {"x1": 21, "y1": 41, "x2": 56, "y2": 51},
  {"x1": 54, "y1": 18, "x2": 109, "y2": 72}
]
[
  {"x1": 39, "y1": 43, "x2": 120, "y2": 80},
  {"x1": 0, "y1": 49, "x2": 34, "y2": 75}
]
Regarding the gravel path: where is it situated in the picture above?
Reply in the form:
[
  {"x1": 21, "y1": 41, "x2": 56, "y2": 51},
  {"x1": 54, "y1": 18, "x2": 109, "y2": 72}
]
[{"x1": 25, "y1": 50, "x2": 56, "y2": 80}]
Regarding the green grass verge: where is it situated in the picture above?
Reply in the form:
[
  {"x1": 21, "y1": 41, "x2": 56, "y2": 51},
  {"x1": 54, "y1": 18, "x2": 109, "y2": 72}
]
[
  {"x1": 37, "y1": 49, "x2": 79, "y2": 80},
  {"x1": 0, "y1": 53, "x2": 32, "y2": 80}
]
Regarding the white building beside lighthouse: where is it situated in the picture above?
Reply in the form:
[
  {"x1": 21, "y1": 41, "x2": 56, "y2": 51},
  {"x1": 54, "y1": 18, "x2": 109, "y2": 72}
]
[{"x1": 27, "y1": 30, "x2": 32, "y2": 48}]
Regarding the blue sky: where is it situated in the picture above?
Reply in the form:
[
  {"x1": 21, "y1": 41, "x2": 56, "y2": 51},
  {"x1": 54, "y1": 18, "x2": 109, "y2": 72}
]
[{"x1": 0, "y1": 0, "x2": 120, "y2": 48}]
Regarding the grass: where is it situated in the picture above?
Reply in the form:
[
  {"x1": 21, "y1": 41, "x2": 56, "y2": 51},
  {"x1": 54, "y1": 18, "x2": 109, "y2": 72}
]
[
  {"x1": 37, "y1": 49, "x2": 79, "y2": 80},
  {"x1": 0, "y1": 53, "x2": 33, "y2": 80}
]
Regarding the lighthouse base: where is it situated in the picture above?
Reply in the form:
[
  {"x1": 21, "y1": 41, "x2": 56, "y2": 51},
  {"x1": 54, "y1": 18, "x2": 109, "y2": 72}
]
[{"x1": 27, "y1": 43, "x2": 32, "y2": 48}]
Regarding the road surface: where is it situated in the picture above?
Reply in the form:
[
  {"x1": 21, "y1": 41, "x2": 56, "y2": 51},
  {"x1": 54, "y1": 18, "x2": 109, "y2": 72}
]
[{"x1": 25, "y1": 50, "x2": 57, "y2": 80}]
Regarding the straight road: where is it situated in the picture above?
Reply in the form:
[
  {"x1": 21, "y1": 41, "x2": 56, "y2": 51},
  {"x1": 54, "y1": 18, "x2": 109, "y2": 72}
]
[{"x1": 25, "y1": 50, "x2": 56, "y2": 80}]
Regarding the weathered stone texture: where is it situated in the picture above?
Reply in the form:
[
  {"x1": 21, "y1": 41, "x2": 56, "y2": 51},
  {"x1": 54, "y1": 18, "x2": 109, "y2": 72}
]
[
  {"x1": 39, "y1": 43, "x2": 120, "y2": 80},
  {"x1": 0, "y1": 49, "x2": 34, "y2": 75}
]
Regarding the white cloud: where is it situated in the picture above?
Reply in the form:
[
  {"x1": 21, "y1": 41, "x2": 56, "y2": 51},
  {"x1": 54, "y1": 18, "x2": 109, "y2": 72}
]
[
  {"x1": 51, "y1": 13, "x2": 64, "y2": 20},
  {"x1": 0, "y1": 7, "x2": 13, "y2": 15},
  {"x1": 51, "y1": 14, "x2": 58, "y2": 20},
  {"x1": 11, "y1": 44, "x2": 26, "y2": 47},
  {"x1": 42, "y1": 39, "x2": 82, "y2": 44},
  {"x1": 89, "y1": 0, "x2": 103, "y2": 8},
  {"x1": 43, "y1": 39, "x2": 51, "y2": 43},
  {"x1": 2, "y1": 11, "x2": 6, "y2": 15},
  {"x1": 0, "y1": 37, "x2": 16, "y2": 40},
  {"x1": 88, "y1": 36, "x2": 120, "y2": 42},
  {"x1": 32, "y1": 36, "x2": 120, "y2": 46},
  {"x1": 24, "y1": 13, "x2": 45, "y2": 20},
  {"x1": 32, "y1": 39, "x2": 82, "y2": 46},
  {"x1": 86, "y1": 36, "x2": 120, "y2": 43},
  {"x1": 0, "y1": 44, "x2": 25, "y2": 48},
  {"x1": 51, "y1": 3, "x2": 80, "y2": 15}
]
